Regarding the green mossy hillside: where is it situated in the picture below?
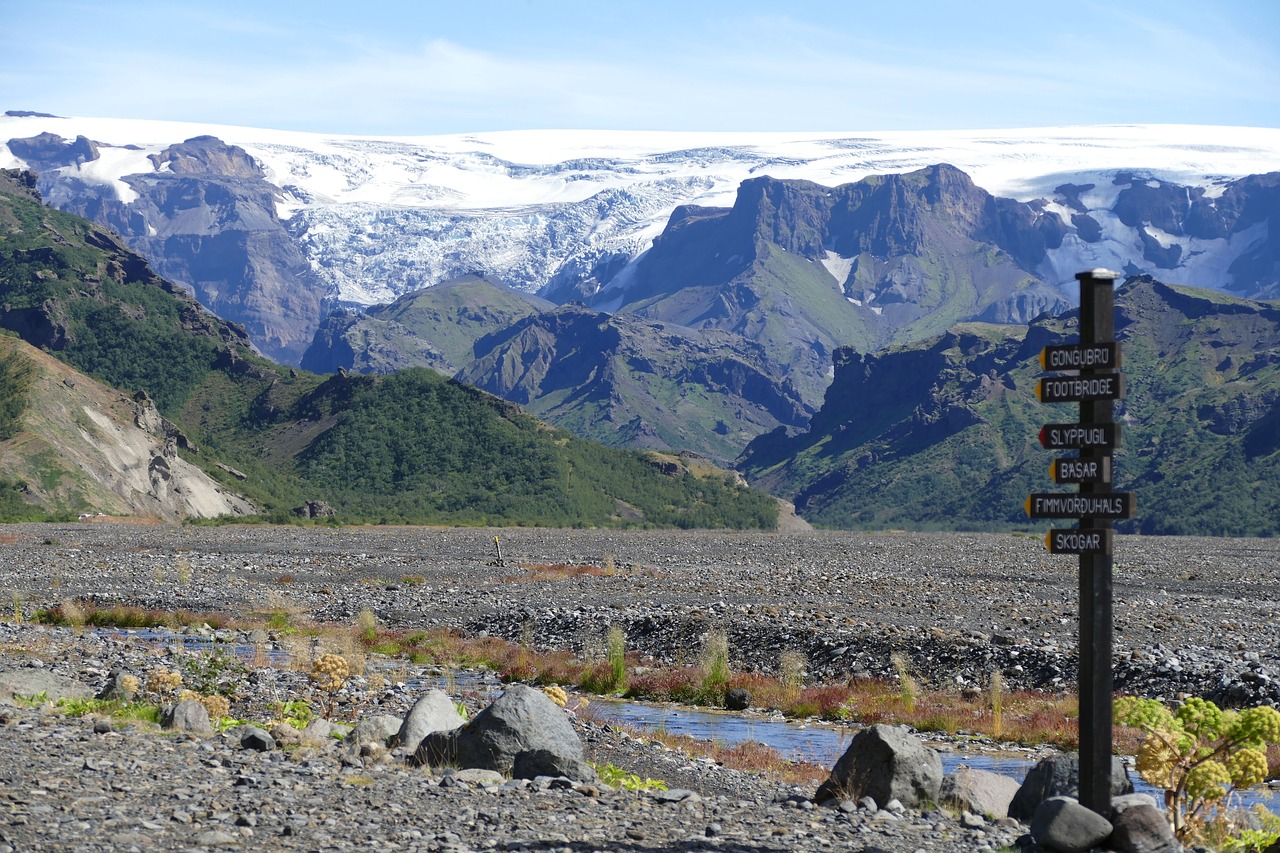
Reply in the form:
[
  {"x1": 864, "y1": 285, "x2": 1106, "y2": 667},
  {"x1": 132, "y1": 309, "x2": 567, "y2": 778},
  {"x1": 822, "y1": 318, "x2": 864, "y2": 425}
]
[{"x1": 0, "y1": 170, "x2": 777, "y2": 528}]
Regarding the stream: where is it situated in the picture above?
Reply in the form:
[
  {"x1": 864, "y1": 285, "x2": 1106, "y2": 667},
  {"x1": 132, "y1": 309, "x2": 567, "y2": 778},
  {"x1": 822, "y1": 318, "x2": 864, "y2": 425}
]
[{"x1": 108, "y1": 628, "x2": 1278, "y2": 813}]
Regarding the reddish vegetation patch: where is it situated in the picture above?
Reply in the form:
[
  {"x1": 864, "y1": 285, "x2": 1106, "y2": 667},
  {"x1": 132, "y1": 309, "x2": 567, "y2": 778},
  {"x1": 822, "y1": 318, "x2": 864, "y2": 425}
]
[
  {"x1": 0, "y1": 534, "x2": 20, "y2": 545},
  {"x1": 501, "y1": 562, "x2": 612, "y2": 582}
]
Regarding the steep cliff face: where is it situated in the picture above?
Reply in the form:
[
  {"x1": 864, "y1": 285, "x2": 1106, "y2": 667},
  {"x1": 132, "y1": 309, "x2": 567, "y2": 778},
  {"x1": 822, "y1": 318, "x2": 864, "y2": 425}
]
[
  {"x1": 457, "y1": 305, "x2": 811, "y2": 464},
  {"x1": 610, "y1": 166, "x2": 1071, "y2": 407},
  {"x1": 1106, "y1": 172, "x2": 1280, "y2": 297},
  {"x1": 12, "y1": 133, "x2": 327, "y2": 363},
  {"x1": 0, "y1": 336, "x2": 256, "y2": 521}
]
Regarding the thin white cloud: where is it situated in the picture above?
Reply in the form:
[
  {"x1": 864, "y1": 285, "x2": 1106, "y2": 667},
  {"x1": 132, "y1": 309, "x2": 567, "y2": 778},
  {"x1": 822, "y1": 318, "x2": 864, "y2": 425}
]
[{"x1": 3, "y1": 1, "x2": 1275, "y2": 132}]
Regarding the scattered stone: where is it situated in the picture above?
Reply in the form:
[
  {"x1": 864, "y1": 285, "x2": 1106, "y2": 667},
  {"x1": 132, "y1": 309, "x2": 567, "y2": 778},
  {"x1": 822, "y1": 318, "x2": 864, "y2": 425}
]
[
  {"x1": 160, "y1": 699, "x2": 213, "y2": 736},
  {"x1": 345, "y1": 714, "x2": 402, "y2": 750},
  {"x1": 239, "y1": 725, "x2": 276, "y2": 752},
  {"x1": 451, "y1": 768, "x2": 505, "y2": 787},
  {"x1": 1109, "y1": 794, "x2": 1179, "y2": 853},
  {"x1": 724, "y1": 687, "x2": 751, "y2": 710},
  {"x1": 512, "y1": 748, "x2": 598, "y2": 783}
]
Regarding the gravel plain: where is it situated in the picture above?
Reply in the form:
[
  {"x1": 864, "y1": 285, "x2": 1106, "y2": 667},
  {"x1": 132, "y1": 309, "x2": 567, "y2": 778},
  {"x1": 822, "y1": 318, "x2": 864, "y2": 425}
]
[{"x1": 0, "y1": 523, "x2": 1277, "y2": 851}]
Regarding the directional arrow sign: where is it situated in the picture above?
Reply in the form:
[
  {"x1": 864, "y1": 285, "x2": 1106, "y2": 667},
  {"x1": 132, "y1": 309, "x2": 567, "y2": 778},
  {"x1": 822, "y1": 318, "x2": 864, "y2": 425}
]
[
  {"x1": 1045, "y1": 527, "x2": 1113, "y2": 555},
  {"x1": 1025, "y1": 492, "x2": 1136, "y2": 519},
  {"x1": 1038, "y1": 374, "x2": 1123, "y2": 403},
  {"x1": 1039, "y1": 423, "x2": 1120, "y2": 450},
  {"x1": 1040, "y1": 342, "x2": 1121, "y2": 372},
  {"x1": 1052, "y1": 457, "x2": 1112, "y2": 484}
]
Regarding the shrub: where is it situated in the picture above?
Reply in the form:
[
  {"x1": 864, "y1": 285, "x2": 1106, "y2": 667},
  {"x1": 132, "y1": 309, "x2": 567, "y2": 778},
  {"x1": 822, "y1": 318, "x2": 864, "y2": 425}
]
[{"x1": 1116, "y1": 695, "x2": 1280, "y2": 839}]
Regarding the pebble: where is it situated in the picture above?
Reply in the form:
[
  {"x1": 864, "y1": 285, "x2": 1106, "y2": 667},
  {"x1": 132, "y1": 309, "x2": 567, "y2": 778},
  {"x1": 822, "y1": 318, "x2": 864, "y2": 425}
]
[{"x1": 0, "y1": 523, "x2": 1277, "y2": 850}]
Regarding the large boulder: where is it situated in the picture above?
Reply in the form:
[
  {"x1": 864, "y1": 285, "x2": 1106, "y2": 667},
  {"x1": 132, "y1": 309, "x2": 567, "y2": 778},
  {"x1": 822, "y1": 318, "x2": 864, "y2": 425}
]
[
  {"x1": 453, "y1": 684, "x2": 584, "y2": 774},
  {"x1": 0, "y1": 668, "x2": 93, "y2": 703},
  {"x1": 393, "y1": 690, "x2": 466, "y2": 751},
  {"x1": 512, "y1": 748, "x2": 598, "y2": 783},
  {"x1": 1030, "y1": 796, "x2": 1114, "y2": 853},
  {"x1": 815, "y1": 724, "x2": 942, "y2": 808},
  {"x1": 940, "y1": 765, "x2": 1022, "y2": 819},
  {"x1": 1109, "y1": 794, "x2": 1179, "y2": 853},
  {"x1": 1008, "y1": 753, "x2": 1133, "y2": 823},
  {"x1": 160, "y1": 699, "x2": 213, "y2": 736}
]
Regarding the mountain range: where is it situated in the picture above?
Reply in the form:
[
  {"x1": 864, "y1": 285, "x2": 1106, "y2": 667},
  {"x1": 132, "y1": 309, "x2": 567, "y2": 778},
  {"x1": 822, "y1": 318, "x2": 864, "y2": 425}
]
[
  {"x1": 3, "y1": 115, "x2": 1279, "y2": 534},
  {"x1": 0, "y1": 168, "x2": 778, "y2": 528},
  {"x1": 5, "y1": 116, "x2": 1279, "y2": 365},
  {"x1": 740, "y1": 276, "x2": 1280, "y2": 536}
]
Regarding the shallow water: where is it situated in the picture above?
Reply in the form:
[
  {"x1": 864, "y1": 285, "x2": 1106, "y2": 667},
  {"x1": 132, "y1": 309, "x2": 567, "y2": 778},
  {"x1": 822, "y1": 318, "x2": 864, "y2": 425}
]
[{"x1": 591, "y1": 698, "x2": 1277, "y2": 813}]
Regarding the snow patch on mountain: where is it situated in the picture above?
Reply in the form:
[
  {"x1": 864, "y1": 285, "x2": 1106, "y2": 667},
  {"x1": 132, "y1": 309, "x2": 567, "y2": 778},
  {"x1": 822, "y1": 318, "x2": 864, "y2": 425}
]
[{"x1": 4, "y1": 115, "x2": 1280, "y2": 306}]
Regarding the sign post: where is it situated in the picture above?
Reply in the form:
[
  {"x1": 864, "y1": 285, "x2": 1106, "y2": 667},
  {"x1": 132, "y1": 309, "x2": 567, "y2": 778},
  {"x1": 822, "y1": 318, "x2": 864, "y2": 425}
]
[{"x1": 1027, "y1": 268, "x2": 1127, "y2": 817}]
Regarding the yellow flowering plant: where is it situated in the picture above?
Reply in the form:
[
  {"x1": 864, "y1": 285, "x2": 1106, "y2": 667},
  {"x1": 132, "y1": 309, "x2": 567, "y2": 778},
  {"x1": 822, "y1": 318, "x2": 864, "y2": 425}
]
[{"x1": 1115, "y1": 695, "x2": 1280, "y2": 839}]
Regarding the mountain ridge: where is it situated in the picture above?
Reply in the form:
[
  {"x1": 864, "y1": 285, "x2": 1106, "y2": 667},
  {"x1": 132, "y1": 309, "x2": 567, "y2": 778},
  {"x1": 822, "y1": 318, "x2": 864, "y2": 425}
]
[
  {"x1": 5, "y1": 116, "x2": 1279, "y2": 368},
  {"x1": 740, "y1": 275, "x2": 1280, "y2": 536}
]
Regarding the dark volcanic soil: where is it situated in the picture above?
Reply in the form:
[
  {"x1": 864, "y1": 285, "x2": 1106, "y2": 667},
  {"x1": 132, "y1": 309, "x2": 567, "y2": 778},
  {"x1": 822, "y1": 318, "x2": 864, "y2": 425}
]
[
  {"x1": 2, "y1": 524, "x2": 1277, "y2": 703},
  {"x1": 0, "y1": 524, "x2": 1277, "y2": 852}
]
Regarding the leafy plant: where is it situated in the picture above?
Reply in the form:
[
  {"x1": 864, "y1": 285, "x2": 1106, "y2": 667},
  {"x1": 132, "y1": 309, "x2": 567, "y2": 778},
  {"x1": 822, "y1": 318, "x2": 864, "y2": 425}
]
[
  {"x1": 179, "y1": 646, "x2": 247, "y2": 697},
  {"x1": 55, "y1": 697, "x2": 162, "y2": 724},
  {"x1": 310, "y1": 654, "x2": 350, "y2": 719},
  {"x1": 272, "y1": 699, "x2": 314, "y2": 730},
  {"x1": 592, "y1": 762, "x2": 668, "y2": 792},
  {"x1": 1115, "y1": 695, "x2": 1280, "y2": 839}
]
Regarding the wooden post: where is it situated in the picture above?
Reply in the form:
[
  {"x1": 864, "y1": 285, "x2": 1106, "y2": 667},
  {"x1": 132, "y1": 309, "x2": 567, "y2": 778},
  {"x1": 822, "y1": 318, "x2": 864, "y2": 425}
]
[{"x1": 1075, "y1": 268, "x2": 1119, "y2": 816}]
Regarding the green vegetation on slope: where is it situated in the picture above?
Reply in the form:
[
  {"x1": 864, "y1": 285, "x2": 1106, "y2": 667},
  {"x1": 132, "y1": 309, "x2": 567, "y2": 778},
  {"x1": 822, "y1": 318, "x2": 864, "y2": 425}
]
[
  {"x1": 742, "y1": 279, "x2": 1280, "y2": 537},
  {"x1": 0, "y1": 335, "x2": 33, "y2": 440},
  {"x1": 0, "y1": 171, "x2": 776, "y2": 528}
]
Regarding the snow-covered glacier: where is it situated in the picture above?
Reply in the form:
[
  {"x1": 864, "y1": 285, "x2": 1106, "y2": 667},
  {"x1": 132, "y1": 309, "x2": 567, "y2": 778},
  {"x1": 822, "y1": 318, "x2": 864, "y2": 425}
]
[{"x1": 4, "y1": 115, "x2": 1280, "y2": 310}]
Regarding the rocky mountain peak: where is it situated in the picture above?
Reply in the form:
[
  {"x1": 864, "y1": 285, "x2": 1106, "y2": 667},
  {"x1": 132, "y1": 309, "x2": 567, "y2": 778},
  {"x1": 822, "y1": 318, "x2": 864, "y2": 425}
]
[
  {"x1": 148, "y1": 135, "x2": 266, "y2": 180},
  {"x1": 5, "y1": 132, "x2": 100, "y2": 170}
]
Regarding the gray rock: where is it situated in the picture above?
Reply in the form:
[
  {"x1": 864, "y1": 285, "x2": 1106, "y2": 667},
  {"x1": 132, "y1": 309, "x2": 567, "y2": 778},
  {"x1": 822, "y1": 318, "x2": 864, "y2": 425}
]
[
  {"x1": 239, "y1": 725, "x2": 276, "y2": 751},
  {"x1": 345, "y1": 713, "x2": 402, "y2": 749},
  {"x1": 304, "y1": 718, "x2": 335, "y2": 742},
  {"x1": 193, "y1": 830, "x2": 239, "y2": 846},
  {"x1": 393, "y1": 689, "x2": 466, "y2": 750},
  {"x1": 160, "y1": 699, "x2": 212, "y2": 736},
  {"x1": 512, "y1": 748, "x2": 598, "y2": 783},
  {"x1": 815, "y1": 723, "x2": 942, "y2": 809},
  {"x1": 1008, "y1": 753, "x2": 1133, "y2": 822},
  {"x1": 1030, "y1": 796, "x2": 1113, "y2": 853},
  {"x1": 941, "y1": 765, "x2": 1022, "y2": 819},
  {"x1": 95, "y1": 668, "x2": 137, "y2": 701},
  {"x1": 724, "y1": 687, "x2": 751, "y2": 710},
  {"x1": 270, "y1": 721, "x2": 305, "y2": 747},
  {"x1": 1109, "y1": 795, "x2": 1179, "y2": 853},
  {"x1": 451, "y1": 768, "x2": 505, "y2": 787},
  {"x1": 453, "y1": 684, "x2": 584, "y2": 774},
  {"x1": 0, "y1": 668, "x2": 92, "y2": 703},
  {"x1": 412, "y1": 727, "x2": 461, "y2": 768}
]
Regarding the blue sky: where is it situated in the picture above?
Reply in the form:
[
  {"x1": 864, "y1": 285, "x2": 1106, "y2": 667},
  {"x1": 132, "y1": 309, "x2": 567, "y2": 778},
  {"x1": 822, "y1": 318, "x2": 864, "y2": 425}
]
[{"x1": 3, "y1": 0, "x2": 1277, "y2": 134}]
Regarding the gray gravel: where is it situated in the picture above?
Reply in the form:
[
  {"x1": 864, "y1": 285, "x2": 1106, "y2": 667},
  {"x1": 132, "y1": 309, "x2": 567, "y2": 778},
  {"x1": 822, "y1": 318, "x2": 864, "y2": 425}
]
[
  {"x1": 0, "y1": 523, "x2": 1276, "y2": 851},
  {"x1": 3, "y1": 524, "x2": 1277, "y2": 704}
]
